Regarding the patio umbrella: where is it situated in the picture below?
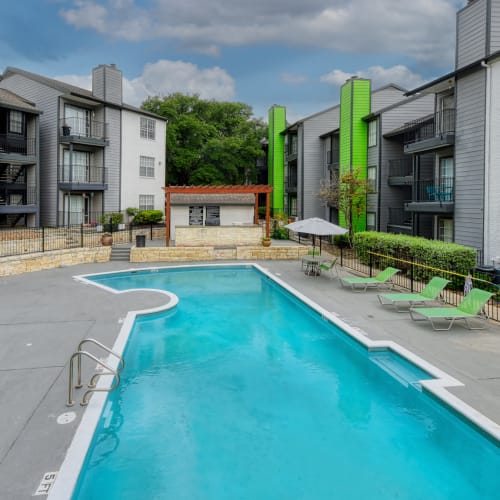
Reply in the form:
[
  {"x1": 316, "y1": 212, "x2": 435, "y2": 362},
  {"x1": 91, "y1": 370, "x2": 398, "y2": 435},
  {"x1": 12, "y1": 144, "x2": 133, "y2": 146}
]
[{"x1": 284, "y1": 217, "x2": 348, "y2": 254}]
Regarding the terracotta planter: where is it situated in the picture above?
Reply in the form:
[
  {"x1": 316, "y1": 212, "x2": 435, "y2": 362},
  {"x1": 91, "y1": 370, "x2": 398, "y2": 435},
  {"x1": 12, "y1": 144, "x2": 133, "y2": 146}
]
[
  {"x1": 101, "y1": 234, "x2": 113, "y2": 246},
  {"x1": 262, "y1": 239, "x2": 271, "y2": 247}
]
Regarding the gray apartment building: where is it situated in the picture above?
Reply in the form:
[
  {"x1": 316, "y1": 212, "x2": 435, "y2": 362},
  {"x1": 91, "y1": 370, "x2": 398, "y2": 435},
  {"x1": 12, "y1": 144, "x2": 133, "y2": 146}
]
[
  {"x1": 0, "y1": 64, "x2": 166, "y2": 227},
  {"x1": 0, "y1": 89, "x2": 41, "y2": 226}
]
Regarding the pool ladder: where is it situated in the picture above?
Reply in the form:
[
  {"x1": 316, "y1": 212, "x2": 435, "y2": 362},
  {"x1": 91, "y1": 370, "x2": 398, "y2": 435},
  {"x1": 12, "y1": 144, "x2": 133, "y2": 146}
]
[{"x1": 67, "y1": 338, "x2": 124, "y2": 407}]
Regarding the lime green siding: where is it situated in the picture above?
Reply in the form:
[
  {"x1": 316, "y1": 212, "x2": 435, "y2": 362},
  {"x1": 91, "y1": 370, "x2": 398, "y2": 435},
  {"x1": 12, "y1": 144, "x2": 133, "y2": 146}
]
[
  {"x1": 268, "y1": 106, "x2": 286, "y2": 213},
  {"x1": 338, "y1": 78, "x2": 371, "y2": 231}
]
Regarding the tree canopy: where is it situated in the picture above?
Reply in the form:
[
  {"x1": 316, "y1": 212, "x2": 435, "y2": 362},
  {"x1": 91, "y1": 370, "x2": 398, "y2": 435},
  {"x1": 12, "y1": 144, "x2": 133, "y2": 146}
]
[{"x1": 142, "y1": 93, "x2": 267, "y2": 185}]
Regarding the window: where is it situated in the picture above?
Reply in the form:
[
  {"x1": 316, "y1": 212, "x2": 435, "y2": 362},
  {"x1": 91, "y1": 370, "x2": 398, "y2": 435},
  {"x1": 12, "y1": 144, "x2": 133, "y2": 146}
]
[
  {"x1": 366, "y1": 212, "x2": 376, "y2": 231},
  {"x1": 438, "y1": 218, "x2": 453, "y2": 243},
  {"x1": 139, "y1": 156, "x2": 155, "y2": 177},
  {"x1": 140, "y1": 117, "x2": 155, "y2": 140},
  {"x1": 205, "y1": 206, "x2": 220, "y2": 226},
  {"x1": 367, "y1": 166, "x2": 377, "y2": 192},
  {"x1": 189, "y1": 206, "x2": 204, "y2": 225},
  {"x1": 9, "y1": 110, "x2": 23, "y2": 134},
  {"x1": 368, "y1": 120, "x2": 377, "y2": 147},
  {"x1": 63, "y1": 150, "x2": 90, "y2": 182},
  {"x1": 139, "y1": 194, "x2": 154, "y2": 210}
]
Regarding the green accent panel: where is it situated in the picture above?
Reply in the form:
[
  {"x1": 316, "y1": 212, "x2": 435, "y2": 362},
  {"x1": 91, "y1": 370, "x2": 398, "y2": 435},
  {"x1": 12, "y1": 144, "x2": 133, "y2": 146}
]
[
  {"x1": 267, "y1": 106, "x2": 286, "y2": 212},
  {"x1": 338, "y1": 79, "x2": 371, "y2": 232}
]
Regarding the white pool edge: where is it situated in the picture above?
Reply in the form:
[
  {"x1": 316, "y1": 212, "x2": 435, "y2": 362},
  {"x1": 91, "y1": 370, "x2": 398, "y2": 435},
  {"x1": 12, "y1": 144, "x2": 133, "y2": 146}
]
[{"x1": 48, "y1": 263, "x2": 500, "y2": 499}]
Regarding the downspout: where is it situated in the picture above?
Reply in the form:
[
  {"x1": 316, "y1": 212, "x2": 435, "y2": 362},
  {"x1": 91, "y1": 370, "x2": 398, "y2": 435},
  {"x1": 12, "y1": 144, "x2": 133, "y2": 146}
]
[{"x1": 482, "y1": 59, "x2": 490, "y2": 265}]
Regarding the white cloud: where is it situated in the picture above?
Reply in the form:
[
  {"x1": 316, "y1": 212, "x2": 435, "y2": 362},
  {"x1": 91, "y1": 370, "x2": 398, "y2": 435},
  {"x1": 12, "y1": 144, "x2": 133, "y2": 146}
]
[
  {"x1": 60, "y1": 0, "x2": 466, "y2": 65},
  {"x1": 56, "y1": 59, "x2": 235, "y2": 106},
  {"x1": 320, "y1": 65, "x2": 429, "y2": 91}
]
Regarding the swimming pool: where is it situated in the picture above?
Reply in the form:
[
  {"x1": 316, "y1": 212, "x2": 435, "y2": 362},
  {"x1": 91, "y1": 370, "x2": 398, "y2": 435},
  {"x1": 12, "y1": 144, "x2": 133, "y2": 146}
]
[{"x1": 51, "y1": 265, "x2": 500, "y2": 499}]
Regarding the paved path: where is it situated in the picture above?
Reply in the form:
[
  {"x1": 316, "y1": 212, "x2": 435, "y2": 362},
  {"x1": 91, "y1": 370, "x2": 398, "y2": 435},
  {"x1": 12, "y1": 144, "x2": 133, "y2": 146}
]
[{"x1": 1, "y1": 259, "x2": 499, "y2": 499}]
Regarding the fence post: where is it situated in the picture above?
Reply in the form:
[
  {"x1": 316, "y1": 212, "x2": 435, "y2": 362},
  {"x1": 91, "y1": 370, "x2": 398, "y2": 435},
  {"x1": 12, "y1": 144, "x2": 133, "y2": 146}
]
[
  {"x1": 80, "y1": 224, "x2": 84, "y2": 247},
  {"x1": 410, "y1": 256, "x2": 414, "y2": 292},
  {"x1": 369, "y1": 252, "x2": 373, "y2": 277},
  {"x1": 42, "y1": 226, "x2": 45, "y2": 253},
  {"x1": 150, "y1": 224, "x2": 153, "y2": 240},
  {"x1": 109, "y1": 217, "x2": 113, "y2": 235},
  {"x1": 129, "y1": 224, "x2": 133, "y2": 243},
  {"x1": 340, "y1": 246, "x2": 343, "y2": 267}
]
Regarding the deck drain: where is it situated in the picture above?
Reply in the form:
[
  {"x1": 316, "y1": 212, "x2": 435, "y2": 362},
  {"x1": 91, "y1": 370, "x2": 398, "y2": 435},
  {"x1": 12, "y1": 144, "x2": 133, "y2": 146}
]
[{"x1": 57, "y1": 412, "x2": 76, "y2": 425}]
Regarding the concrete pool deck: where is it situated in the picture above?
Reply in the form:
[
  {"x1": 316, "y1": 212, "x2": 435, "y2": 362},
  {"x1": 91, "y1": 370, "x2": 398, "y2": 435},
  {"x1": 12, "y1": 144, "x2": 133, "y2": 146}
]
[{"x1": 1, "y1": 259, "x2": 500, "y2": 499}]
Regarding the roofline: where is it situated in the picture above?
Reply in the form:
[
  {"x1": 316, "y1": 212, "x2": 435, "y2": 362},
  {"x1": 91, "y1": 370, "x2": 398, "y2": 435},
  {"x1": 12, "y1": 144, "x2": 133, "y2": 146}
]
[
  {"x1": 404, "y1": 51, "x2": 500, "y2": 96},
  {"x1": 2, "y1": 66, "x2": 167, "y2": 121}
]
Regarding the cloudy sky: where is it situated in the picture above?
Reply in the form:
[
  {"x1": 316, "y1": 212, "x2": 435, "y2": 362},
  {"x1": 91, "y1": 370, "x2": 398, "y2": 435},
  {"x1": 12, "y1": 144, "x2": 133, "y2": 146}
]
[{"x1": 1, "y1": 0, "x2": 466, "y2": 122}]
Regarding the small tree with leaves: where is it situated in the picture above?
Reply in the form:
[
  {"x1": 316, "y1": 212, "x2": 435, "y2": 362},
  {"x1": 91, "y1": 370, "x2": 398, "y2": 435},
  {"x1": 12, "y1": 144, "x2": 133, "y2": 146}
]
[{"x1": 318, "y1": 167, "x2": 370, "y2": 243}]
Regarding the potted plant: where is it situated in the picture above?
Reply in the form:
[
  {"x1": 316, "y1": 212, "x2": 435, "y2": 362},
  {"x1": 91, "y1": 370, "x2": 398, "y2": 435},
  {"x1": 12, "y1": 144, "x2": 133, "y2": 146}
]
[
  {"x1": 101, "y1": 233, "x2": 113, "y2": 246},
  {"x1": 262, "y1": 236, "x2": 271, "y2": 247},
  {"x1": 62, "y1": 123, "x2": 71, "y2": 136}
]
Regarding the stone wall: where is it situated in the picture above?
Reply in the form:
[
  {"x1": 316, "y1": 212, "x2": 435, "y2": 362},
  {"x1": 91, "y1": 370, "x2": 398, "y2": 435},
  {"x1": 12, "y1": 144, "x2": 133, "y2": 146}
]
[
  {"x1": 131, "y1": 245, "x2": 309, "y2": 262},
  {"x1": 0, "y1": 247, "x2": 111, "y2": 277},
  {"x1": 175, "y1": 225, "x2": 263, "y2": 246}
]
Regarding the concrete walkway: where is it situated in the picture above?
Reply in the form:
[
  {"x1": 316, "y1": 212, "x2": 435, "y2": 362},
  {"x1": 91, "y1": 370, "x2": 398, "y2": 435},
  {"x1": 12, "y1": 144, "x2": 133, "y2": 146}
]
[{"x1": 1, "y1": 259, "x2": 499, "y2": 499}]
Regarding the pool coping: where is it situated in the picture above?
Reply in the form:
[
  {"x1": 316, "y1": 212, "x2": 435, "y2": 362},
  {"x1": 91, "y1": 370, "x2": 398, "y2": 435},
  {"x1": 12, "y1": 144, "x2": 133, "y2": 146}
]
[{"x1": 48, "y1": 263, "x2": 500, "y2": 499}]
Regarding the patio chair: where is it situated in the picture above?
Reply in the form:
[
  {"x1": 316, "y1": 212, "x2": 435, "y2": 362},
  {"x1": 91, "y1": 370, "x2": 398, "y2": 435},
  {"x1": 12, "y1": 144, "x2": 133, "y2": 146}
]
[
  {"x1": 377, "y1": 276, "x2": 450, "y2": 312},
  {"x1": 409, "y1": 288, "x2": 494, "y2": 331},
  {"x1": 318, "y1": 258, "x2": 339, "y2": 279},
  {"x1": 340, "y1": 267, "x2": 401, "y2": 292}
]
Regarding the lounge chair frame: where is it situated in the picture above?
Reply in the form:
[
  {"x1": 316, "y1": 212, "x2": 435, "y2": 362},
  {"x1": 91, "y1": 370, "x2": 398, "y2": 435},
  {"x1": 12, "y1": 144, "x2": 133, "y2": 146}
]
[
  {"x1": 318, "y1": 258, "x2": 339, "y2": 279},
  {"x1": 377, "y1": 277, "x2": 450, "y2": 312},
  {"x1": 340, "y1": 267, "x2": 400, "y2": 293},
  {"x1": 409, "y1": 288, "x2": 493, "y2": 331}
]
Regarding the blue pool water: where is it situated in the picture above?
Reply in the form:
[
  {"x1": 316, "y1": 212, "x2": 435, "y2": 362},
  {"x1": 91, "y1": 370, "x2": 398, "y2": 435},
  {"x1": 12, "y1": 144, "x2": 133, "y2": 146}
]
[{"x1": 73, "y1": 266, "x2": 500, "y2": 499}]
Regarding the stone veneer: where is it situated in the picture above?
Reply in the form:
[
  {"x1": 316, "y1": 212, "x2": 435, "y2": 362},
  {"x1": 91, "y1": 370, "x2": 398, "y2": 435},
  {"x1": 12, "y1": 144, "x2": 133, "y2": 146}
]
[
  {"x1": 0, "y1": 245, "x2": 309, "y2": 276},
  {"x1": 175, "y1": 225, "x2": 263, "y2": 246},
  {"x1": 0, "y1": 247, "x2": 111, "y2": 277},
  {"x1": 131, "y1": 245, "x2": 309, "y2": 262}
]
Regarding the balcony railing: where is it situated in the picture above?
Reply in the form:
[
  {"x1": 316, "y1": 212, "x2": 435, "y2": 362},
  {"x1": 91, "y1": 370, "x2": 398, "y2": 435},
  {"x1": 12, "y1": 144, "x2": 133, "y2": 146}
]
[
  {"x1": 326, "y1": 148, "x2": 340, "y2": 167},
  {"x1": 59, "y1": 117, "x2": 107, "y2": 141},
  {"x1": 0, "y1": 135, "x2": 36, "y2": 156},
  {"x1": 388, "y1": 158, "x2": 412, "y2": 177},
  {"x1": 0, "y1": 186, "x2": 37, "y2": 206},
  {"x1": 58, "y1": 164, "x2": 106, "y2": 184},
  {"x1": 413, "y1": 178, "x2": 454, "y2": 202},
  {"x1": 403, "y1": 109, "x2": 455, "y2": 146},
  {"x1": 388, "y1": 207, "x2": 412, "y2": 227}
]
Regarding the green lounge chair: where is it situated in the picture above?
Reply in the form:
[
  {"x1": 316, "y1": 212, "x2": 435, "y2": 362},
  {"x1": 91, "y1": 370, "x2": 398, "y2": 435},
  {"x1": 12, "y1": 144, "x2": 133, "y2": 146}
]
[
  {"x1": 377, "y1": 276, "x2": 450, "y2": 312},
  {"x1": 340, "y1": 266, "x2": 400, "y2": 292},
  {"x1": 319, "y1": 258, "x2": 339, "y2": 279},
  {"x1": 409, "y1": 288, "x2": 494, "y2": 331}
]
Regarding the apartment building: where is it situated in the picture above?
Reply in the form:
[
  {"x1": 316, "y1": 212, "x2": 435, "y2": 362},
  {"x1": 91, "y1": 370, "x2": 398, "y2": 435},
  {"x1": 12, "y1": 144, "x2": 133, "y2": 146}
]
[
  {"x1": 269, "y1": 0, "x2": 500, "y2": 264},
  {"x1": 0, "y1": 64, "x2": 166, "y2": 227},
  {"x1": 0, "y1": 89, "x2": 40, "y2": 227},
  {"x1": 389, "y1": 0, "x2": 500, "y2": 264},
  {"x1": 269, "y1": 80, "x2": 433, "y2": 229}
]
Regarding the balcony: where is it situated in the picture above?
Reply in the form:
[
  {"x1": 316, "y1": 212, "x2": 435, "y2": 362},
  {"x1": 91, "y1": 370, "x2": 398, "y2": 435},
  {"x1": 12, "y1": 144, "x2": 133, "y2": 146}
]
[
  {"x1": 404, "y1": 178, "x2": 454, "y2": 213},
  {"x1": 0, "y1": 186, "x2": 37, "y2": 212},
  {"x1": 58, "y1": 164, "x2": 107, "y2": 191},
  {"x1": 388, "y1": 158, "x2": 412, "y2": 185},
  {"x1": 387, "y1": 208, "x2": 413, "y2": 235},
  {"x1": 327, "y1": 148, "x2": 340, "y2": 169},
  {"x1": 0, "y1": 135, "x2": 37, "y2": 162},
  {"x1": 403, "y1": 109, "x2": 455, "y2": 154},
  {"x1": 284, "y1": 170, "x2": 297, "y2": 193},
  {"x1": 59, "y1": 117, "x2": 108, "y2": 147},
  {"x1": 286, "y1": 141, "x2": 297, "y2": 161}
]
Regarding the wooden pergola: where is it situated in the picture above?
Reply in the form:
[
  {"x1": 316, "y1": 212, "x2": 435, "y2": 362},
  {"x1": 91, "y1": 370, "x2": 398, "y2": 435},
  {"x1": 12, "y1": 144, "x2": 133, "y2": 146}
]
[{"x1": 162, "y1": 185, "x2": 274, "y2": 245}]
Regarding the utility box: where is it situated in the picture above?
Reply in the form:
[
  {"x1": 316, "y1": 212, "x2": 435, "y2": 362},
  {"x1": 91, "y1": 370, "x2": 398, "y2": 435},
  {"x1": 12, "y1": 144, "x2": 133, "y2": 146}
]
[{"x1": 136, "y1": 234, "x2": 146, "y2": 247}]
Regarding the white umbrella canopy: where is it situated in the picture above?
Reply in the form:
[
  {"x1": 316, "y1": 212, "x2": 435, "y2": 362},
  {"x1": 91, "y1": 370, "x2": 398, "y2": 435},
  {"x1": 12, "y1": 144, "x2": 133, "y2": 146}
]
[{"x1": 284, "y1": 217, "x2": 348, "y2": 253}]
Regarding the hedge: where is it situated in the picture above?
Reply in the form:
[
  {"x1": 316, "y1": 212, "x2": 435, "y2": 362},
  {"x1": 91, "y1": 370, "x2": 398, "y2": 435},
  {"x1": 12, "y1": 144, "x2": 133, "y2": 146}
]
[{"x1": 352, "y1": 231, "x2": 477, "y2": 287}]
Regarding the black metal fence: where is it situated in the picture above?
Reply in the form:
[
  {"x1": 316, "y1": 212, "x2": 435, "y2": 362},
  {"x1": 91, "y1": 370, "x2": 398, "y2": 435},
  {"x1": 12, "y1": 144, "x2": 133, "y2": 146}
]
[
  {"x1": 336, "y1": 247, "x2": 500, "y2": 322},
  {"x1": 0, "y1": 223, "x2": 165, "y2": 258}
]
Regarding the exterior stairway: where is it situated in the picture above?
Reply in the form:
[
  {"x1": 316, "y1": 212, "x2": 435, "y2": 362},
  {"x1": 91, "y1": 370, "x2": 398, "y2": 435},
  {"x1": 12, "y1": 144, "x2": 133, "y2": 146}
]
[{"x1": 110, "y1": 244, "x2": 131, "y2": 262}]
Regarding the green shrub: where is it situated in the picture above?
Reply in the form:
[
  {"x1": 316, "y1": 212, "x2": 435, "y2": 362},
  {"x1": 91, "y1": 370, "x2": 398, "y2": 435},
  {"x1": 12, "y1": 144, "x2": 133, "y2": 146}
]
[
  {"x1": 99, "y1": 212, "x2": 123, "y2": 225},
  {"x1": 133, "y1": 210, "x2": 164, "y2": 224},
  {"x1": 352, "y1": 231, "x2": 477, "y2": 288},
  {"x1": 126, "y1": 207, "x2": 139, "y2": 217}
]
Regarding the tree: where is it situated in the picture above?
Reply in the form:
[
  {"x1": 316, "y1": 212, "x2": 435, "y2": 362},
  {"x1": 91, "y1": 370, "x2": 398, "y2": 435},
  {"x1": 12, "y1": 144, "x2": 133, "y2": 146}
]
[
  {"x1": 142, "y1": 93, "x2": 267, "y2": 185},
  {"x1": 318, "y1": 167, "x2": 370, "y2": 242}
]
